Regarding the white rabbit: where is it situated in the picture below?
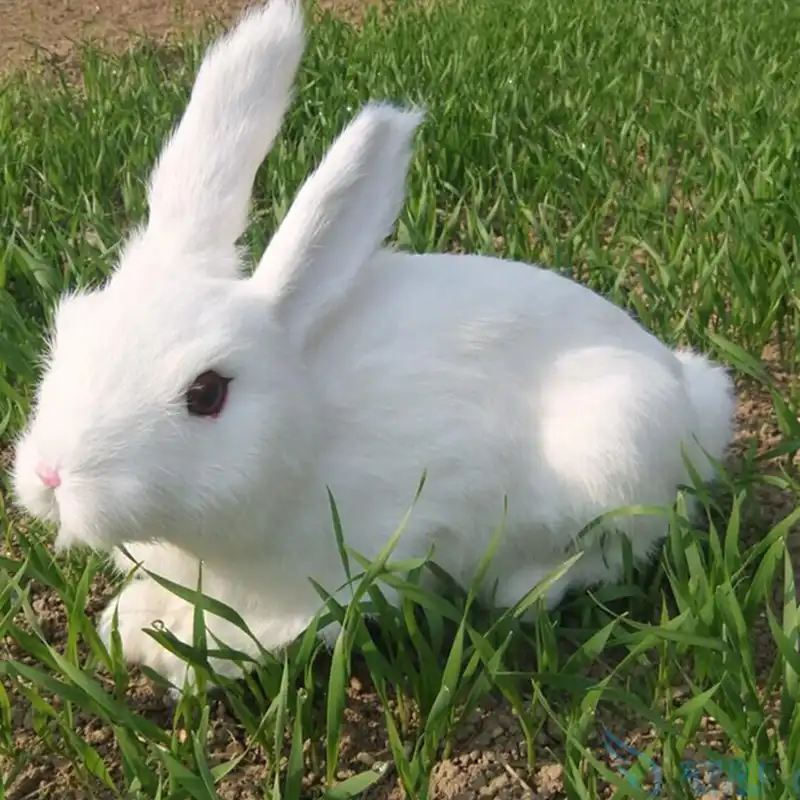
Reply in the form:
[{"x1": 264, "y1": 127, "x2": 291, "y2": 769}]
[{"x1": 12, "y1": 0, "x2": 735, "y2": 690}]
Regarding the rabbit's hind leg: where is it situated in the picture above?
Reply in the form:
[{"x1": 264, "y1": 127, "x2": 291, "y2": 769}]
[
  {"x1": 492, "y1": 562, "x2": 574, "y2": 616},
  {"x1": 496, "y1": 529, "x2": 665, "y2": 618}
]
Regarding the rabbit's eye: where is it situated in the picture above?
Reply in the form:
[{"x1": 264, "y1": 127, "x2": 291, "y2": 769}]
[{"x1": 186, "y1": 370, "x2": 231, "y2": 418}]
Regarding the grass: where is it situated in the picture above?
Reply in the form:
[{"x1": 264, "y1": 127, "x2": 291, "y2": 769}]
[{"x1": 1, "y1": 0, "x2": 799, "y2": 796}]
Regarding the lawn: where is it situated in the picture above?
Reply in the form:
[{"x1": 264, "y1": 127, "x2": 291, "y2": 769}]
[{"x1": 1, "y1": 0, "x2": 799, "y2": 797}]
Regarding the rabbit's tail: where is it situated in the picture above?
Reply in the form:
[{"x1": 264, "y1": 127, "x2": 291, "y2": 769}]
[{"x1": 674, "y1": 349, "x2": 736, "y2": 481}]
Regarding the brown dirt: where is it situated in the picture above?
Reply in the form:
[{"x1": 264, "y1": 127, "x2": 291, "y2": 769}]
[
  {"x1": 0, "y1": 0, "x2": 385, "y2": 76},
  {"x1": 0, "y1": 0, "x2": 798, "y2": 798}
]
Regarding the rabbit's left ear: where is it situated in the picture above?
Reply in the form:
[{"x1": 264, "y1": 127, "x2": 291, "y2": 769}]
[
  {"x1": 250, "y1": 102, "x2": 423, "y2": 346},
  {"x1": 144, "y1": 0, "x2": 305, "y2": 255}
]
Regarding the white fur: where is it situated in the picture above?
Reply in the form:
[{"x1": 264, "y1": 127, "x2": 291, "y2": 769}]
[
  {"x1": 12, "y1": 0, "x2": 736, "y2": 691},
  {"x1": 147, "y1": 0, "x2": 304, "y2": 269}
]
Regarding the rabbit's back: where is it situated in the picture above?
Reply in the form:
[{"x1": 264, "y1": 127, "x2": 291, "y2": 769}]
[{"x1": 304, "y1": 251, "x2": 702, "y2": 584}]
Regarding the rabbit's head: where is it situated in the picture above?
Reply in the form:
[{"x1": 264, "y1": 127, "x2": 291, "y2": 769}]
[{"x1": 12, "y1": 0, "x2": 423, "y2": 561}]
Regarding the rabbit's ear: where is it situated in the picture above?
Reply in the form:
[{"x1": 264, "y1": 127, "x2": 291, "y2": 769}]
[
  {"x1": 250, "y1": 102, "x2": 423, "y2": 344},
  {"x1": 144, "y1": 0, "x2": 304, "y2": 255}
]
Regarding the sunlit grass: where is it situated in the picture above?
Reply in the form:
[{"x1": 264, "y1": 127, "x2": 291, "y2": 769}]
[{"x1": 1, "y1": 0, "x2": 799, "y2": 796}]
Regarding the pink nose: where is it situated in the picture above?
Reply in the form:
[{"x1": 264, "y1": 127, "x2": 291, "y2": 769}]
[{"x1": 35, "y1": 462, "x2": 62, "y2": 489}]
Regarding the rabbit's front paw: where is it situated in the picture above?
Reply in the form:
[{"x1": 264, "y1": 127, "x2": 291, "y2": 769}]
[{"x1": 97, "y1": 578, "x2": 216, "y2": 694}]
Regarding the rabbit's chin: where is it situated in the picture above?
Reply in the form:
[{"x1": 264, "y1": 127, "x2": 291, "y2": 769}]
[
  {"x1": 50, "y1": 518, "x2": 121, "y2": 554},
  {"x1": 50, "y1": 492, "x2": 144, "y2": 555},
  {"x1": 53, "y1": 523, "x2": 106, "y2": 553}
]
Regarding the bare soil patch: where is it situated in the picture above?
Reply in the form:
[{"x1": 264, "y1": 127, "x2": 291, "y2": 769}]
[{"x1": 0, "y1": 0, "x2": 383, "y2": 74}]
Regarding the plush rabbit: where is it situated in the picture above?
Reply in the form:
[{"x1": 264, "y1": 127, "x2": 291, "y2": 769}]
[{"x1": 13, "y1": 0, "x2": 735, "y2": 690}]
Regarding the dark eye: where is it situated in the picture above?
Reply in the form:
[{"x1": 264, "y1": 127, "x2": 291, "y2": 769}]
[{"x1": 186, "y1": 370, "x2": 232, "y2": 418}]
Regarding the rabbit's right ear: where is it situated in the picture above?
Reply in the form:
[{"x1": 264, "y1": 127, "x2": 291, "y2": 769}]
[
  {"x1": 144, "y1": 0, "x2": 304, "y2": 254},
  {"x1": 250, "y1": 103, "x2": 423, "y2": 346}
]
